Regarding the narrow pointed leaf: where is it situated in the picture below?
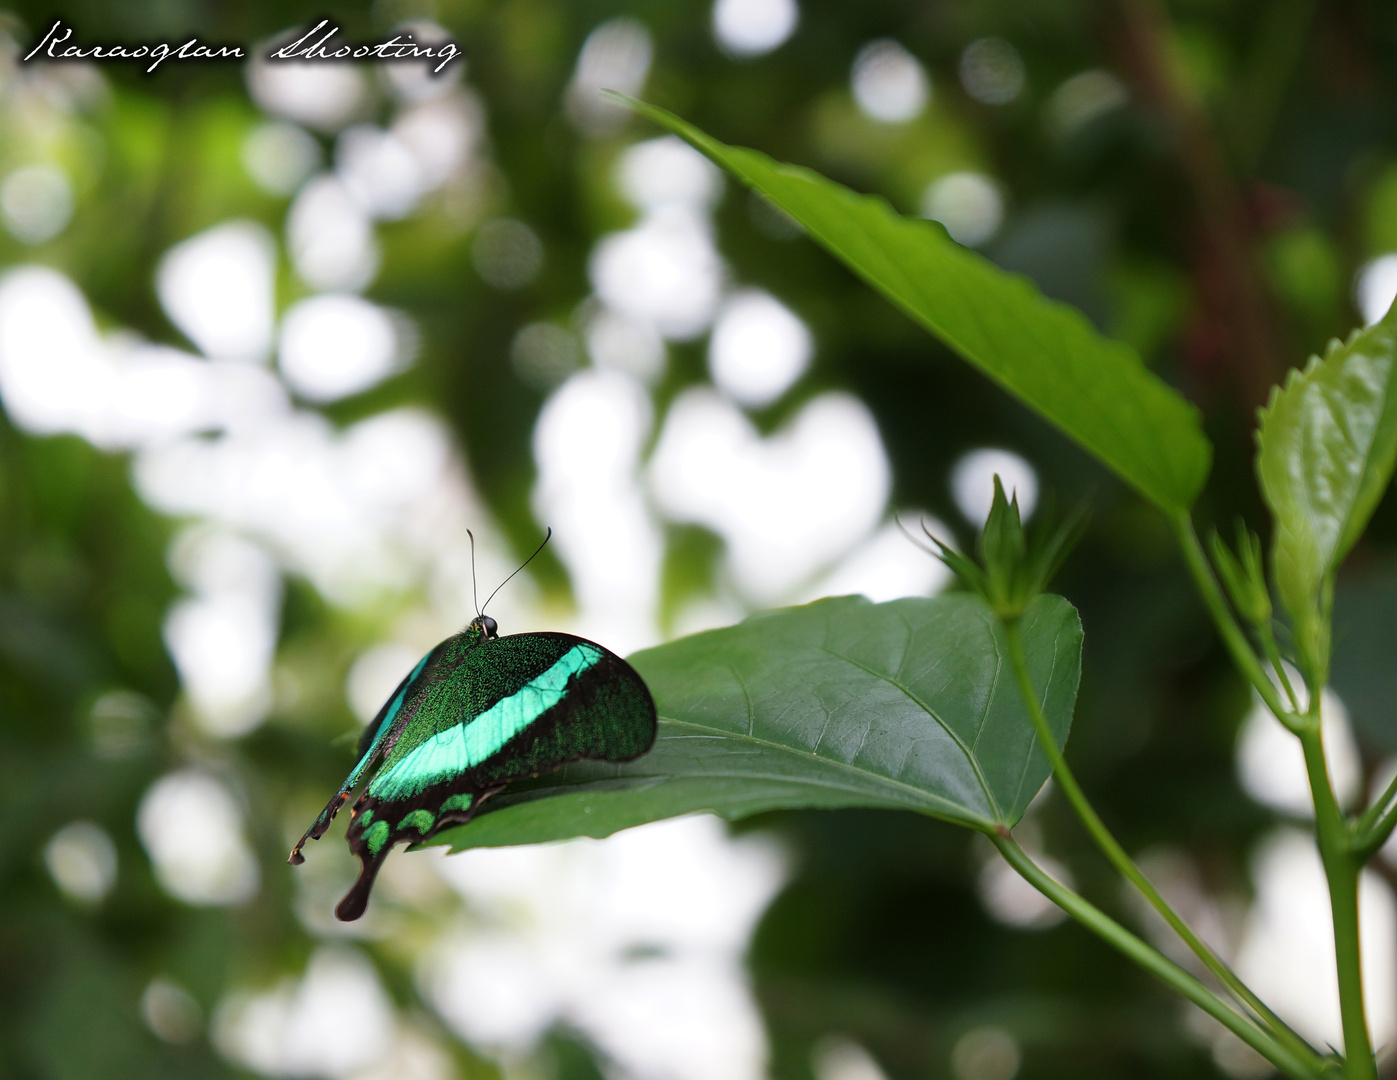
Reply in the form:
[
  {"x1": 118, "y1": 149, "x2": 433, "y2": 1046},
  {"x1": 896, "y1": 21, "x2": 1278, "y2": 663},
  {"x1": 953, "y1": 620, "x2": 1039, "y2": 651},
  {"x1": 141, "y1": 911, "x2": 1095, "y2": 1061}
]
[
  {"x1": 1257, "y1": 304, "x2": 1397, "y2": 629},
  {"x1": 429, "y1": 593, "x2": 1082, "y2": 851},
  {"x1": 617, "y1": 97, "x2": 1211, "y2": 516}
]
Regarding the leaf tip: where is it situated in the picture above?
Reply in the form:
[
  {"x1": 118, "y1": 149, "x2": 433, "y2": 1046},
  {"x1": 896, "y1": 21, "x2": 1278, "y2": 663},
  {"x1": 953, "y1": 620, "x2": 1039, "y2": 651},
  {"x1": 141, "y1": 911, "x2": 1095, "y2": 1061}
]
[{"x1": 598, "y1": 88, "x2": 640, "y2": 108}]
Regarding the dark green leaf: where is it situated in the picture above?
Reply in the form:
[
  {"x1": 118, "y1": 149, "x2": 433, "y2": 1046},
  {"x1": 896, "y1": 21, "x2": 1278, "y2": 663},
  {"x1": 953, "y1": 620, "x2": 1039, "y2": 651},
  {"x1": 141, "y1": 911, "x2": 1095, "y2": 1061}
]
[
  {"x1": 617, "y1": 97, "x2": 1212, "y2": 516},
  {"x1": 1257, "y1": 303, "x2": 1397, "y2": 660},
  {"x1": 432, "y1": 593, "x2": 1082, "y2": 852}
]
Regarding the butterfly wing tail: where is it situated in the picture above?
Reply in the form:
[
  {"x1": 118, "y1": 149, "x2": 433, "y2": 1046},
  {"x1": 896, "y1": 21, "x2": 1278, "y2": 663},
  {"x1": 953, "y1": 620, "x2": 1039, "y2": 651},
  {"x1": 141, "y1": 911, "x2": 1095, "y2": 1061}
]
[{"x1": 336, "y1": 843, "x2": 389, "y2": 921}]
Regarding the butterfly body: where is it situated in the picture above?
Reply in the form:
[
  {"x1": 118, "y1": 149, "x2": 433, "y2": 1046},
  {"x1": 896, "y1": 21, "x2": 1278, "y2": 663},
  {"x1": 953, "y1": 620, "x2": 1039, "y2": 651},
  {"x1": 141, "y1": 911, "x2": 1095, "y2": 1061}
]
[{"x1": 291, "y1": 615, "x2": 657, "y2": 921}]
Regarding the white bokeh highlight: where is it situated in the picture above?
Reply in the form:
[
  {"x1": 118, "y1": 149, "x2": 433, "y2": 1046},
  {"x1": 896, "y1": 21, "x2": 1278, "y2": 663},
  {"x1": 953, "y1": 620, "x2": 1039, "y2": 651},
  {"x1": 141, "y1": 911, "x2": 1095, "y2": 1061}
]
[
  {"x1": 1048, "y1": 70, "x2": 1128, "y2": 137},
  {"x1": 0, "y1": 267, "x2": 239, "y2": 449},
  {"x1": 142, "y1": 978, "x2": 203, "y2": 1045},
  {"x1": 278, "y1": 293, "x2": 404, "y2": 402},
  {"x1": 137, "y1": 771, "x2": 260, "y2": 906},
  {"x1": 960, "y1": 38, "x2": 1026, "y2": 105},
  {"x1": 617, "y1": 135, "x2": 724, "y2": 213},
  {"x1": 708, "y1": 289, "x2": 812, "y2": 408},
  {"x1": 1234, "y1": 828, "x2": 1395, "y2": 1053},
  {"x1": 288, "y1": 175, "x2": 380, "y2": 292},
  {"x1": 134, "y1": 405, "x2": 470, "y2": 608},
  {"x1": 950, "y1": 448, "x2": 1039, "y2": 523},
  {"x1": 921, "y1": 172, "x2": 1003, "y2": 247},
  {"x1": 336, "y1": 124, "x2": 427, "y2": 220},
  {"x1": 242, "y1": 121, "x2": 321, "y2": 197},
  {"x1": 44, "y1": 821, "x2": 118, "y2": 904},
  {"x1": 566, "y1": 19, "x2": 653, "y2": 135},
  {"x1": 346, "y1": 643, "x2": 423, "y2": 726},
  {"x1": 951, "y1": 1027, "x2": 1021, "y2": 1080},
  {"x1": 1, "y1": 163, "x2": 74, "y2": 244},
  {"x1": 712, "y1": 0, "x2": 799, "y2": 57},
  {"x1": 851, "y1": 40, "x2": 929, "y2": 123},
  {"x1": 978, "y1": 848, "x2": 1071, "y2": 929},
  {"x1": 650, "y1": 388, "x2": 890, "y2": 601},
  {"x1": 423, "y1": 815, "x2": 787, "y2": 1080},
  {"x1": 473, "y1": 218, "x2": 544, "y2": 290},
  {"x1": 1236, "y1": 679, "x2": 1361, "y2": 818},
  {"x1": 532, "y1": 369, "x2": 662, "y2": 654},
  {"x1": 800, "y1": 516, "x2": 952, "y2": 604},
  {"x1": 215, "y1": 947, "x2": 397, "y2": 1077},
  {"x1": 1356, "y1": 254, "x2": 1397, "y2": 326},
  {"x1": 586, "y1": 306, "x2": 668, "y2": 385},
  {"x1": 247, "y1": 47, "x2": 368, "y2": 132},
  {"x1": 391, "y1": 92, "x2": 483, "y2": 191},
  {"x1": 163, "y1": 527, "x2": 282, "y2": 737},
  {"x1": 812, "y1": 1036, "x2": 890, "y2": 1080},
  {"x1": 591, "y1": 208, "x2": 724, "y2": 340},
  {"x1": 156, "y1": 221, "x2": 277, "y2": 363}
]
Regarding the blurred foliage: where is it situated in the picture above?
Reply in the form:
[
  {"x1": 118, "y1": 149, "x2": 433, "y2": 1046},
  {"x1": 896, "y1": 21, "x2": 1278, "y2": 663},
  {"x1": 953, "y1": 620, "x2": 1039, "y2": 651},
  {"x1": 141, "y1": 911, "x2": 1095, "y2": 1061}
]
[{"x1": 4, "y1": 0, "x2": 1397, "y2": 1078}]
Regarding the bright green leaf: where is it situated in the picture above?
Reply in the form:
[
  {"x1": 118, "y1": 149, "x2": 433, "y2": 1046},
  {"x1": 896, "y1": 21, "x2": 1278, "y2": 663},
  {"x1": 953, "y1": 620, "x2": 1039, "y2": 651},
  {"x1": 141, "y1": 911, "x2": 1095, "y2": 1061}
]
[
  {"x1": 618, "y1": 97, "x2": 1212, "y2": 516},
  {"x1": 1257, "y1": 304, "x2": 1397, "y2": 665},
  {"x1": 432, "y1": 593, "x2": 1082, "y2": 852}
]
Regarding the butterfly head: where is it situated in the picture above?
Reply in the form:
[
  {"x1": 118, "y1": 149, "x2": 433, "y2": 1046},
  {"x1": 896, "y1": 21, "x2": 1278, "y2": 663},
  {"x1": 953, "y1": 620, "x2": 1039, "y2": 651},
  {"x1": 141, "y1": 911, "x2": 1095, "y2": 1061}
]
[{"x1": 468, "y1": 614, "x2": 498, "y2": 642}]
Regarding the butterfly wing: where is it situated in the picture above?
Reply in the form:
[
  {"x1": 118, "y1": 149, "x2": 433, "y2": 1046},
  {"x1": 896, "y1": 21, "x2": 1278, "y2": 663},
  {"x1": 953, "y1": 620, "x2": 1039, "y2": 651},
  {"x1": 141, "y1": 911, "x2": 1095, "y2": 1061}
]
[
  {"x1": 334, "y1": 632, "x2": 656, "y2": 920},
  {"x1": 287, "y1": 644, "x2": 438, "y2": 864}
]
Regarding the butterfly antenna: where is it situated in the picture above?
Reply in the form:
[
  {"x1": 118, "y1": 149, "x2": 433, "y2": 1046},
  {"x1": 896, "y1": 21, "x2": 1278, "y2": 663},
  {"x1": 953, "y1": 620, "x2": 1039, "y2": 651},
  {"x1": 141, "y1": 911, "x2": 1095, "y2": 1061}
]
[
  {"x1": 467, "y1": 529, "x2": 481, "y2": 618},
  {"x1": 481, "y1": 528, "x2": 552, "y2": 615}
]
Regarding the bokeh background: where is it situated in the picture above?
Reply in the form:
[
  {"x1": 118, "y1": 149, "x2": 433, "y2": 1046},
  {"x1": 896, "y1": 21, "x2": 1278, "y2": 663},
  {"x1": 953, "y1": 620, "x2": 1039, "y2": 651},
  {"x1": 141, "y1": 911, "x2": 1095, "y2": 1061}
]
[{"x1": 5, "y1": 0, "x2": 1397, "y2": 1077}]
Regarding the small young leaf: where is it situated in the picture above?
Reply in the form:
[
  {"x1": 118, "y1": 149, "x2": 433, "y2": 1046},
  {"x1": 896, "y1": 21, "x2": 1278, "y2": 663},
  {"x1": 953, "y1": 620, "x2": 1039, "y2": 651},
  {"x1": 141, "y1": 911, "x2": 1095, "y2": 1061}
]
[
  {"x1": 1257, "y1": 303, "x2": 1397, "y2": 668},
  {"x1": 1210, "y1": 522, "x2": 1271, "y2": 627},
  {"x1": 616, "y1": 97, "x2": 1212, "y2": 516},
  {"x1": 979, "y1": 476, "x2": 1030, "y2": 611},
  {"x1": 429, "y1": 593, "x2": 1082, "y2": 851},
  {"x1": 924, "y1": 477, "x2": 1085, "y2": 620}
]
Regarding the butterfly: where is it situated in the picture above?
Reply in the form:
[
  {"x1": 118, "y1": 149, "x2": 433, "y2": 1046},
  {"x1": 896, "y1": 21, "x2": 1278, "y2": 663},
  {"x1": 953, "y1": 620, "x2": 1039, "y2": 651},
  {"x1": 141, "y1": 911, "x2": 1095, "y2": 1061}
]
[{"x1": 289, "y1": 533, "x2": 658, "y2": 921}]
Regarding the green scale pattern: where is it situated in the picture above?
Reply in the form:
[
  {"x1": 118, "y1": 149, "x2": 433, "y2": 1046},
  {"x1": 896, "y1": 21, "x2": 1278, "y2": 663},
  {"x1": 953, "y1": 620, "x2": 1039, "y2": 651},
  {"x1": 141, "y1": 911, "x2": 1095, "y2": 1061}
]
[{"x1": 370, "y1": 640, "x2": 606, "y2": 800}]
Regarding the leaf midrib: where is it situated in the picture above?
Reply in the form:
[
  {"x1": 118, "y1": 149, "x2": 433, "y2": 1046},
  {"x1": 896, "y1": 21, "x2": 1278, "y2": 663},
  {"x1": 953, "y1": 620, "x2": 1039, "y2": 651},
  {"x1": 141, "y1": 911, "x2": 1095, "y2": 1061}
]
[{"x1": 634, "y1": 716, "x2": 994, "y2": 827}]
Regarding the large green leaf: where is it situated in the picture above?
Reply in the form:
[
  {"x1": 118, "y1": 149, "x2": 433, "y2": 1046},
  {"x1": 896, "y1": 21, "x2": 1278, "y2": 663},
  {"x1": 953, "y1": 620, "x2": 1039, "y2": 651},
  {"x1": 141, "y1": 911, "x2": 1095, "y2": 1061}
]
[
  {"x1": 1257, "y1": 302, "x2": 1397, "y2": 649},
  {"x1": 617, "y1": 97, "x2": 1211, "y2": 517},
  {"x1": 431, "y1": 593, "x2": 1082, "y2": 852}
]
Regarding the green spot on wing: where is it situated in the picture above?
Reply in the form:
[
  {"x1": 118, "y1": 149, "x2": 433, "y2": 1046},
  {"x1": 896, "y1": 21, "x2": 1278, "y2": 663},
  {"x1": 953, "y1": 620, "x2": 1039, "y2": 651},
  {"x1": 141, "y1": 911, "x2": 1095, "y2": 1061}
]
[
  {"x1": 397, "y1": 809, "x2": 435, "y2": 833},
  {"x1": 440, "y1": 792, "x2": 473, "y2": 813},
  {"x1": 363, "y1": 820, "x2": 390, "y2": 854}
]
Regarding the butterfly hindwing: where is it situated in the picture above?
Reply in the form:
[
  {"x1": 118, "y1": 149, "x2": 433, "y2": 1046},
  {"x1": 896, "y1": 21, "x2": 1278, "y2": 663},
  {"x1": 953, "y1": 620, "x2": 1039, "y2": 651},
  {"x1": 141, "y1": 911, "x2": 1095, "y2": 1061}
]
[{"x1": 331, "y1": 630, "x2": 656, "y2": 921}]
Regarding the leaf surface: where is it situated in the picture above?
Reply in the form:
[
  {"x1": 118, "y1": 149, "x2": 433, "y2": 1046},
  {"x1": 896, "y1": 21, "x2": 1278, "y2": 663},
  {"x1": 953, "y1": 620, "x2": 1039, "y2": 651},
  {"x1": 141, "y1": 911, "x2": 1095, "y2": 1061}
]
[
  {"x1": 431, "y1": 593, "x2": 1082, "y2": 851},
  {"x1": 1257, "y1": 305, "x2": 1397, "y2": 632},
  {"x1": 617, "y1": 98, "x2": 1211, "y2": 516}
]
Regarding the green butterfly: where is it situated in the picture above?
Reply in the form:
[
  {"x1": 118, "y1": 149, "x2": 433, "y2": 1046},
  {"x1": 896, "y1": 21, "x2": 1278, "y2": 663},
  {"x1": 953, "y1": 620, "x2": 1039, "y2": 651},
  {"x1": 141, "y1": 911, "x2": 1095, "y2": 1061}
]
[{"x1": 290, "y1": 541, "x2": 657, "y2": 921}]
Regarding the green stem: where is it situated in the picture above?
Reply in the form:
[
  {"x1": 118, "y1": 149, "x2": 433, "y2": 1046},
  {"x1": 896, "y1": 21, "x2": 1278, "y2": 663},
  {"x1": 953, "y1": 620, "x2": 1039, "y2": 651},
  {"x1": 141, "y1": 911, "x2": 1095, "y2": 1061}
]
[
  {"x1": 1301, "y1": 712, "x2": 1377, "y2": 1079},
  {"x1": 1354, "y1": 768, "x2": 1397, "y2": 860},
  {"x1": 1174, "y1": 515, "x2": 1301, "y2": 731},
  {"x1": 991, "y1": 835, "x2": 1323, "y2": 1080},
  {"x1": 1001, "y1": 619, "x2": 1320, "y2": 1070},
  {"x1": 1258, "y1": 624, "x2": 1302, "y2": 713},
  {"x1": 1176, "y1": 513, "x2": 1371, "y2": 1073}
]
